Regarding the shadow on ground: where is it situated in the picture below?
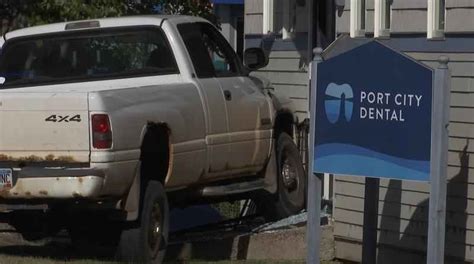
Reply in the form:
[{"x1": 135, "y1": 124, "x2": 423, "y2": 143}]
[{"x1": 0, "y1": 205, "x2": 225, "y2": 263}]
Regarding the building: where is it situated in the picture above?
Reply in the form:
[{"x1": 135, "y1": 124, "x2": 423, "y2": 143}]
[
  {"x1": 244, "y1": 0, "x2": 337, "y2": 123},
  {"x1": 244, "y1": 0, "x2": 473, "y2": 262},
  {"x1": 212, "y1": 0, "x2": 245, "y2": 58}
]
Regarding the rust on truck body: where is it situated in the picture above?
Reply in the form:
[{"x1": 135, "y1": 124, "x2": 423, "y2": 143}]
[{"x1": 0, "y1": 154, "x2": 77, "y2": 163}]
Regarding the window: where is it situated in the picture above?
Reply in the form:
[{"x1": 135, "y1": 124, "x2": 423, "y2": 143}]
[
  {"x1": 178, "y1": 22, "x2": 242, "y2": 78},
  {"x1": 428, "y1": 0, "x2": 445, "y2": 39},
  {"x1": 438, "y1": 0, "x2": 445, "y2": 30},
  {"x1": 263, "y1": 0, "x2": 300, "y2": 38},
  {"x1": 350, "y1": 0, "x2": 366, "y2": 38},
  {"x1": 178, "y1": 23, "x2": 215, "y2": 78},
  {"x1": 282, "y1": 0, "x2": 297, "y2": 39},
  {"x1": 375, "y1": 0, "x2": 392, "y2": 38},
  {"x1": 0, "y1": 27, "x2": 178, "y2": 88}
]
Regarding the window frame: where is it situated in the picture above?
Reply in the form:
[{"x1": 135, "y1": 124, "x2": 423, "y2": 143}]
[
  {"x1": 0, "y1": 25, "x2": 179, "y2": 89},
  {"x1": 263, "y1": 0, "x2": 274, "y2": 34},
  {"x1": 263, "y1": 0, "x2": 300, "y2": 39},
  {"x1": 282, "y1": 0, "x2": 297, "y2": 39},
  {"x1": 350, "y1": 0, "x2": 366, "y2": 38},
  {"x1": 374, "y1": 0, "x2": 392, "y2": 38},
  {"x1": 428, "y1": 0, "x2": 446, "y2": 39},
  {"x1": 178, "y1": 22, "x2": 245, "y2": 79}
]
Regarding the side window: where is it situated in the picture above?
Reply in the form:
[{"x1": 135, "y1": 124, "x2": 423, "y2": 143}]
[
  {"x1": 178, "y1": 22, "x2": 242, "y2": 78},
  {"x1": 201, "y1": 23, "x2": 242, "y2": 77},
  {"x1": 177, "y1": 23, "x2": 215, "y2": 78}
]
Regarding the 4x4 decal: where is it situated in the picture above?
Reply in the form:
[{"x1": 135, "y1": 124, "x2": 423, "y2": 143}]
[{"x1": 45, "y1": 114, "x2": 82, "y2": 123}]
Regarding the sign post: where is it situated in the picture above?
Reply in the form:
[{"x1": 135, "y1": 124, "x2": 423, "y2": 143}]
[
  {"x1": 309, "y1": 40, "x2": 449, "y2": 264},
  {"x1": 427, "y1": 56, "x2": 450, "y2": 264},
  {"x1": 362, "y1": 177, "x2": 379, "y2": 264},
  {"x1": 306, "y1": 47, "x2": 323, "y2": 264}
]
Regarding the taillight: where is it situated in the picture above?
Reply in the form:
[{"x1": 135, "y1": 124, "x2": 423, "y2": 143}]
[{"x1": 92, "y1": 114, "x2": 112, "y2": 149}]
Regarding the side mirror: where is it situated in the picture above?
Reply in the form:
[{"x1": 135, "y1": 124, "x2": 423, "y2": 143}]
[{"x1": 243, "y1": 48, "x2": 268, "y2": 71}]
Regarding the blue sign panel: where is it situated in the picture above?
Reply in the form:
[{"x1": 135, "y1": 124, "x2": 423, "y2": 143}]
[{"x1": 314, "y1": 41, "x2": 433, "y2": 181}]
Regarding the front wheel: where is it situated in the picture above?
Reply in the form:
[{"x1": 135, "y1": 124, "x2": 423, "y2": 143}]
[
  {"x1": 117, "y1": 181, "x2": 169, "y2": 264},
  {"x1": 258, "y1": 132, "x2": 306, "y2": 220}
]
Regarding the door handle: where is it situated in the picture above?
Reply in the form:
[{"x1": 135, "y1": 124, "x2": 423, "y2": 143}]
[{"x1": 224, "y1": 90, "x2": 232, "y2": 101}]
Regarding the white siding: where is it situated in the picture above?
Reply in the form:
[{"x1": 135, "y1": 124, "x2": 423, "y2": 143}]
[
  {"x1": 244, "y1": 0, "x2": 311, "y2": 121},
  {"x1": 252, "y1": 50, "x2": 310, "y2": 120},
  {"x1": 446, "y1": 8, "x2": 474, "y2": 33},
  {"x1": 245, "y1": 0, "x2": 264, "y2": 34}
]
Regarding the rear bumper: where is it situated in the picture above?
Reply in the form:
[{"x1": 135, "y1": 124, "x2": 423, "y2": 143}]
[{"x1": 0, "y1": 168, "x2": 105, "y2": 199}]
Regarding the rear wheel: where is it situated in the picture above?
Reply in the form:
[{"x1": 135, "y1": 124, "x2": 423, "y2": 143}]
[
  {"x1": 69, "y1": 184, "x2": 169, "y2": 263},
  {"x1": 116, "y1": 180, "x2": 169, "y2": 263},
  {"x1": 258, "y1": 132, "x2": 306, "y2": 220}
]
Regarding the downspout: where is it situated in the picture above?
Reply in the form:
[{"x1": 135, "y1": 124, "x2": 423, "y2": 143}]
[{"x1": 307, "y1": 0, "x2": 314, "y2": 64}]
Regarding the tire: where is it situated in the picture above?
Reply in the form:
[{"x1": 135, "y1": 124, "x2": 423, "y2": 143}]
[
  {"x1": 258, "y1": 132, "x2": 306, "y2": 220},
  {"x1": 116, "y1": 181, "x2": 169, "y2": 264}
]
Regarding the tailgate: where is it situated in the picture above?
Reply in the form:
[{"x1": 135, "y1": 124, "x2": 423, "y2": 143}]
[{"x1": 0, "y1": 92, "x2": 90, "y2": 164}]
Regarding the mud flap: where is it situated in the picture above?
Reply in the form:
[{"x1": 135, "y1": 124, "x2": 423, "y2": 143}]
[
  {"x1": 263, "y1": 144, "x2": 278, "y2": 194},
  {"x1": 121, "y1": 164, "x2": 141, "y2": 221}
]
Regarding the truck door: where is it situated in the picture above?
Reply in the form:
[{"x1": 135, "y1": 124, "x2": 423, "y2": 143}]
[
  {"x1": 177, "y1": 23, "x2": 232, "y2": 180},
  {"x1": 188, "y1": 23, "x2": 272, "y2": 175}
]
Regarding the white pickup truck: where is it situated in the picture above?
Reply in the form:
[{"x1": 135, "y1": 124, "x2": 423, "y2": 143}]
[{"x1": 0, "y1": 16, "x2": 305, "y2": 263}]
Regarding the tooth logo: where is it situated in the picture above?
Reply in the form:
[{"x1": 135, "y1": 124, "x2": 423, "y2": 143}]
[{"x1": 324, "y1": 83, "x2": 354, "y2": 124}]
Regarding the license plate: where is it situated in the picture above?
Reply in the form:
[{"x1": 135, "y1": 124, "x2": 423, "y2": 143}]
[{"x1": 0, "y1": 169, "x2": 13, "y2": 189}]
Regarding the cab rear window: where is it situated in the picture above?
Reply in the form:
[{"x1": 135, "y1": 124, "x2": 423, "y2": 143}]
[{"x1": 0, "y1": 27, "x2": 178, "y2": 88}]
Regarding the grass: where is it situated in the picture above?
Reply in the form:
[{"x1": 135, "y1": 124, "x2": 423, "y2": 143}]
[
  {"x1": 211, "y1": 201, "x2": 242, "y2": 219},
  {"x1": 0, "y1": 255, "x2": 115, "y2": 264},
  {"x1": 0, "y1": 255, "x2": 341, "y2": 264},
  {"x1": 176, "y1": 261, "x2": 305, "y2": 264}
]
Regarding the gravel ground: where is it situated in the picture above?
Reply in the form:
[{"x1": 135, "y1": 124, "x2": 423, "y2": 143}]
[
  {"x1": 0, "y1": 216, "x2": 340, "y2": 264},
  {"x1": 0, "y1": 258, "x2": 342, "y2": 264}
]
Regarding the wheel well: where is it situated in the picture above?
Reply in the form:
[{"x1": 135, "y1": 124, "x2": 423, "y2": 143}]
[
  {"x1": 274, "y1": 112, "x2": 294, "y2": 138},
  {"x1": 140, "y1": 122, "x2": 171, "y2": 185}
]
